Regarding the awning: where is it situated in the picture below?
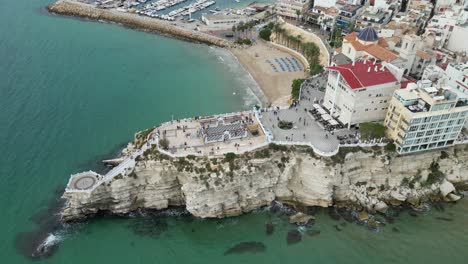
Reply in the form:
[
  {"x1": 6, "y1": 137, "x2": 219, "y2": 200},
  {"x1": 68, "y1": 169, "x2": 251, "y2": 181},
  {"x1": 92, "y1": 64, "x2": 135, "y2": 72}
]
[
  {"x1": 322, "y1": 114, "x2": 332, "y2": 121},
  {"x1": 318, "y1": 108, "x2": 327, "y2": 115},
  {"x1": 329, "y1": 119, "x2": 339, "y2": 125}
]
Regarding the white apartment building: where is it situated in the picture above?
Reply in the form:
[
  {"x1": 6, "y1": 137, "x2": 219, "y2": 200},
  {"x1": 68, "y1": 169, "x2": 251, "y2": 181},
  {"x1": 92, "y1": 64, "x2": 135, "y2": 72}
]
[
  {"x1": 385, "y1": 83, "x2": 468, "y2": 154},
  {"x1": 445, "y1": 62, "x2": 468, "y2": 94},
  {"x1": 277, "y1": 0, "x2": 310, "y2": 19},
  {"x1": 323, "y1": 60, "x2": 401, "y2": 127}
]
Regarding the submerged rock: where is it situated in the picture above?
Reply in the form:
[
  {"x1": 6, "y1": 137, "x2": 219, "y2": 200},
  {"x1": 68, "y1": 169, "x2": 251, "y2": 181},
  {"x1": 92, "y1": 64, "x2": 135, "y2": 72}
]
[
  {"x1": 223, "y1": 241, "x2": 266, "y2": 255},
  {"x1": 392, "y1": 227, "x2": 400, "y2": 233},
  {"x1": 289, "y1": 212, "x2": 315, "y2": 226},
  {"x1": 357, "y1": 211, "x2": 369, "y2": 222},
  {"x1": 266, "y1": 221, "x2": 274, "y2": 235},
  {"x1": 367, "y1": 219, "x2": 378, "y2": 231},
  {"x1": 334, "y1": 225, "x2": 343, "y2": 231},
  {"x1": 328, "y1": 207, "x2": 341, "y2": 221},
  {"x1": 127, "y1": 217, "x2": 168, "y2": 238},
  {"x1": 287, "y1": 230, "x2": 302, "y2": 245},
  {"x1": 435, "y1": 217, "x2": 453, "y2": 222},
  {"x1": 409, "y1": 211, "x2": 418, "y2": 217},
  {"x1": 306, "y1": 230, "x2": 321, "y2": 237}
]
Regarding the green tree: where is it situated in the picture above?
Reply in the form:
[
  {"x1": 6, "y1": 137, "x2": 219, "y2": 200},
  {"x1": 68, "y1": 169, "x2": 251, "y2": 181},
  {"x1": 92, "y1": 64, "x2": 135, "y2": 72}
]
[
  {"x1": 295, "y1": 9, "x2": 301, "y2": 22},
  {"x1": 259, "y1": 28, "x2": 272, "y2": 41},
  {"x1": 291, "y1": 79, "x2": 305, "y2": 101}
]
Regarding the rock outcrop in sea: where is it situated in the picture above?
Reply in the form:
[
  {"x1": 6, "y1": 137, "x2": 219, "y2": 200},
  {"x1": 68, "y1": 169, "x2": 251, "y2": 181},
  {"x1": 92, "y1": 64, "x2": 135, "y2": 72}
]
[{"x1": 61, "y1": 142, "x2": 468, "y2": 221}]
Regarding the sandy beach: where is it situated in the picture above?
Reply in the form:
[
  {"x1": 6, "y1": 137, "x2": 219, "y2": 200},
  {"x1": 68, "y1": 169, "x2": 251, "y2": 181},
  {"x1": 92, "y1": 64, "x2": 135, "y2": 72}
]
[{"x1": 231, "y1": 41, "x2": 307, "y2": 107}]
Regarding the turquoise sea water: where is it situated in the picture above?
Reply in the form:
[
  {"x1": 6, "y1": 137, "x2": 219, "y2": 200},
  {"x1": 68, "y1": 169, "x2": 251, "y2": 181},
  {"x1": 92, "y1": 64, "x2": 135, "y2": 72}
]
[{"x1": 1, "y1": 1, "x2": 468, "y2": 263}]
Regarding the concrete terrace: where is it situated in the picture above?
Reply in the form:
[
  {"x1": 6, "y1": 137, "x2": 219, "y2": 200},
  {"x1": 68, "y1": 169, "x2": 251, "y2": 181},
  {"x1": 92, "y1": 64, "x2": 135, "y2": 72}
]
[{"x1": 155, "y1": 112, "x2": 268, "y2": 157}]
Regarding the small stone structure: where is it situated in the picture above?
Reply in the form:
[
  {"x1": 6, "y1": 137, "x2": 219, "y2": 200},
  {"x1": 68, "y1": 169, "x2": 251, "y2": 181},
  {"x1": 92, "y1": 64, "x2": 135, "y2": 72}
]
[{"x1": 66, "y1": 171, "x2": 101, "y2": 191}]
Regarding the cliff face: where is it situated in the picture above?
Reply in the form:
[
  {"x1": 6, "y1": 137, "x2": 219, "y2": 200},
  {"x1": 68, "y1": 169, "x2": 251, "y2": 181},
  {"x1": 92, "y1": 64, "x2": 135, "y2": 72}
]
[{"x1": 62, "y1": 145, "x2": 468, "y2": 221}]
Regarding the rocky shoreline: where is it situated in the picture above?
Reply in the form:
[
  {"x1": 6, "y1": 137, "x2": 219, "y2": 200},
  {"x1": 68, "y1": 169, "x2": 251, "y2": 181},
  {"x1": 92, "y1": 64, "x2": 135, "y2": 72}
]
[
  {"x1": 61, "y1": 139, "x2": 468, "y2": 223},
  {"x1": 47, "y1": 0, "x2": 229, "y2": 47}
]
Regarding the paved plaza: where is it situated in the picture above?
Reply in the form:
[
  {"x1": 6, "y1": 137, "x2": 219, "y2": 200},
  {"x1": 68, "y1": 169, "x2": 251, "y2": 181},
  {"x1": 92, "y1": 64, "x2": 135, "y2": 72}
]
[
  {"x1": 157, "y1": 113, "x2": 268, "y2": 157},
  {"x1": 259, "y1": 72, "x2": 357, "y2": 153}
]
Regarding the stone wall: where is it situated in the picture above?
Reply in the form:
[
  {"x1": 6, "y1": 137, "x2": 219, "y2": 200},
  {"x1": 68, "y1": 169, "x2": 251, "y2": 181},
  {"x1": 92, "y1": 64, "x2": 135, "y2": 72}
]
[
  {"x1": 48, "y1": 0, "x2": 229, "y2": 47},
  {"x1": 61, "y1": 144, "x2": 468, "y2": 221}
]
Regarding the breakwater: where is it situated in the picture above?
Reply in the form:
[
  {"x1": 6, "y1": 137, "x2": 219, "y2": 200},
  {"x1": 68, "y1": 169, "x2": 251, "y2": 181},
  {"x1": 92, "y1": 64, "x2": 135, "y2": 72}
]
[{"x1": 47, "y1": 0, "x2": 229, "y2": 47}]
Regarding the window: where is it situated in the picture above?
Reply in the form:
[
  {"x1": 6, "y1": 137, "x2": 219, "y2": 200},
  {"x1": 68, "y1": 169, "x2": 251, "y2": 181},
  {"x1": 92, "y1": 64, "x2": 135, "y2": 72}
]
[
  {"x1": 447, "y1": 120, "x2": 455, "y2": 126},
  {"x1": 438, "y1": 121, "x2": 447, "y2": 127},
  {"x1": 407, "y1": 132, "x2": 416, "y2": 138},
  {"x1": 450, "y1": 112, "x2": 459, "y2": 118},
  {"x1": 420, "y1": 124, "x2": 427, "y2": 130},
  {"x1": 423, "y1": 117, "x2": 431, "y2": 123},
  {"x1": 417, "y1": 132, "x2": 424, "y2": 137},
  {"x1": 450, "y1": 133, "x2": 458, "y2": 139},
  {"x1": 444, "y1": 127, "x2": 452, "y2": 133},
  {"x1": 429, "y1": 123, "x2": 437, "y2": 129},
  {"x1": 432, "y1": 115, "x2": 441, "y2": 121},
  {"x1": 433, "y1": 135, "x2": 440, "y2": 141},
  {"x1": 426, "y1": 130, "x2": 434, "y2": 136},
  {"x1": 413, "y1": 118, "x2": 422, "y2": 124},
  {"x1": 441, "y1": 114, "x2": 450, "y2": 120},
  {"x1": 457, "y1": 118, "x2": 465, "y2": 125},
  {"x1": 409, "y1": 126, "x2": 418, "y2": 131},
  {"x1": 435, "y1": 129, "x2": 443, "y2": 134}
]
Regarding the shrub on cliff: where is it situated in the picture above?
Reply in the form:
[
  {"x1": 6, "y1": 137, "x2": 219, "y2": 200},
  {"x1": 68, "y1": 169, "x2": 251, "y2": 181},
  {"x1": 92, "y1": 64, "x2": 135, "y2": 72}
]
[
  {"x1": 159, "y1": 138, "x2": 170, "y2": 150},
  {"x1": 425, "y1": 161, "x2": 444, "y2": 185},
  {"x1": 385, "y1": 142, "x2": 396, "y2": 152},
  {"x1": 359, "y1": 122, "x2": 386, "y2": 141},
  {"x1": 224, "y1": 152, "x2": 237, "y2": 163}
]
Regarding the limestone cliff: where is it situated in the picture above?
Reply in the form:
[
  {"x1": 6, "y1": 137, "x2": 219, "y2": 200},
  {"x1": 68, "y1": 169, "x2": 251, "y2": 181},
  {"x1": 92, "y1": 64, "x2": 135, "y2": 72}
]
[{"x1": 62, "y1": 144, "x2": 468, "y2": 221}]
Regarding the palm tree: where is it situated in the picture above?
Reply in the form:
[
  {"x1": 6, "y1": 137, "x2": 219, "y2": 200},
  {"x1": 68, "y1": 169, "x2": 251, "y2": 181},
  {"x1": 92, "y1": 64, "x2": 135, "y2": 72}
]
[
  {"x1": 232, "y1": 25, "x2": 237, "y2": 39},
  {"x1": 295, "y1": 9, "x2": 301, "y2": 23},
  {"x1": 296, "y1": 35, "x2": 303, "y2": 52}
]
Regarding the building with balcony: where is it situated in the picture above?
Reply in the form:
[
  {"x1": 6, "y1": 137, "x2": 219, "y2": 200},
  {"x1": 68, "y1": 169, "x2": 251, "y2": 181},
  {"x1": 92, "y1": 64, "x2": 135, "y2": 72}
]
[
  {"x1": 305, "y1": 5, "x2": 339, "y2": 31},
  {"x1": 445, "y1": 62, "x2": 468, "y2": 94},
  {"x1": 277, "y1": 0, "x2": 311, "y2": 20},
  {"x1": 335, "y1": 3, "x2": 363, "y2": 32},
  {"x1": 410, "y1": 50, "x2": 437, "y2": 79},
  {"x1": 323, "y1": 60, "x2": 401, "y2": 127},
  {"x1": 384, "y1": 82, "x2": 468, "y2": 154}
]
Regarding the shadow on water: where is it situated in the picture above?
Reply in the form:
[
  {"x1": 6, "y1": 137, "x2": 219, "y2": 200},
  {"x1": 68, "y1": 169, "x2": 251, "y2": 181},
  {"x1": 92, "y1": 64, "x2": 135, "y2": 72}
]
[
  {"x1": 126, "y1": 207, "x2": 191, "y2": 239},
  {"x1": 73, "y1": 141, "x2": 128, "y2": 174},
  {"x1": 14, "y1": 186, "x2": 69, "y2": 260},
  {"x1": 14, "y1": 138, "x2": 137, "y2": 260},
  {"x1": 224, "y1": 241, "x2": 266, "y2": 256}
]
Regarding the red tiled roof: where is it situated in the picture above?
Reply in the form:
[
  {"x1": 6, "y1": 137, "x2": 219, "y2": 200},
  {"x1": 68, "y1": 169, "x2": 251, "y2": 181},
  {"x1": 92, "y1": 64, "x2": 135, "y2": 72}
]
[
  {"x1": 326, "y1": 61, "x2": 398, "y2": 89},
  {"x1": 400, "y1": 79, "x2": 415, "y2": 89},
  {"x1": 344, "y1": 32, "x2": 357, "y2": 42},
  {"x1": 364, "y1": 45, "x2": 398, "y2": 62}
]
